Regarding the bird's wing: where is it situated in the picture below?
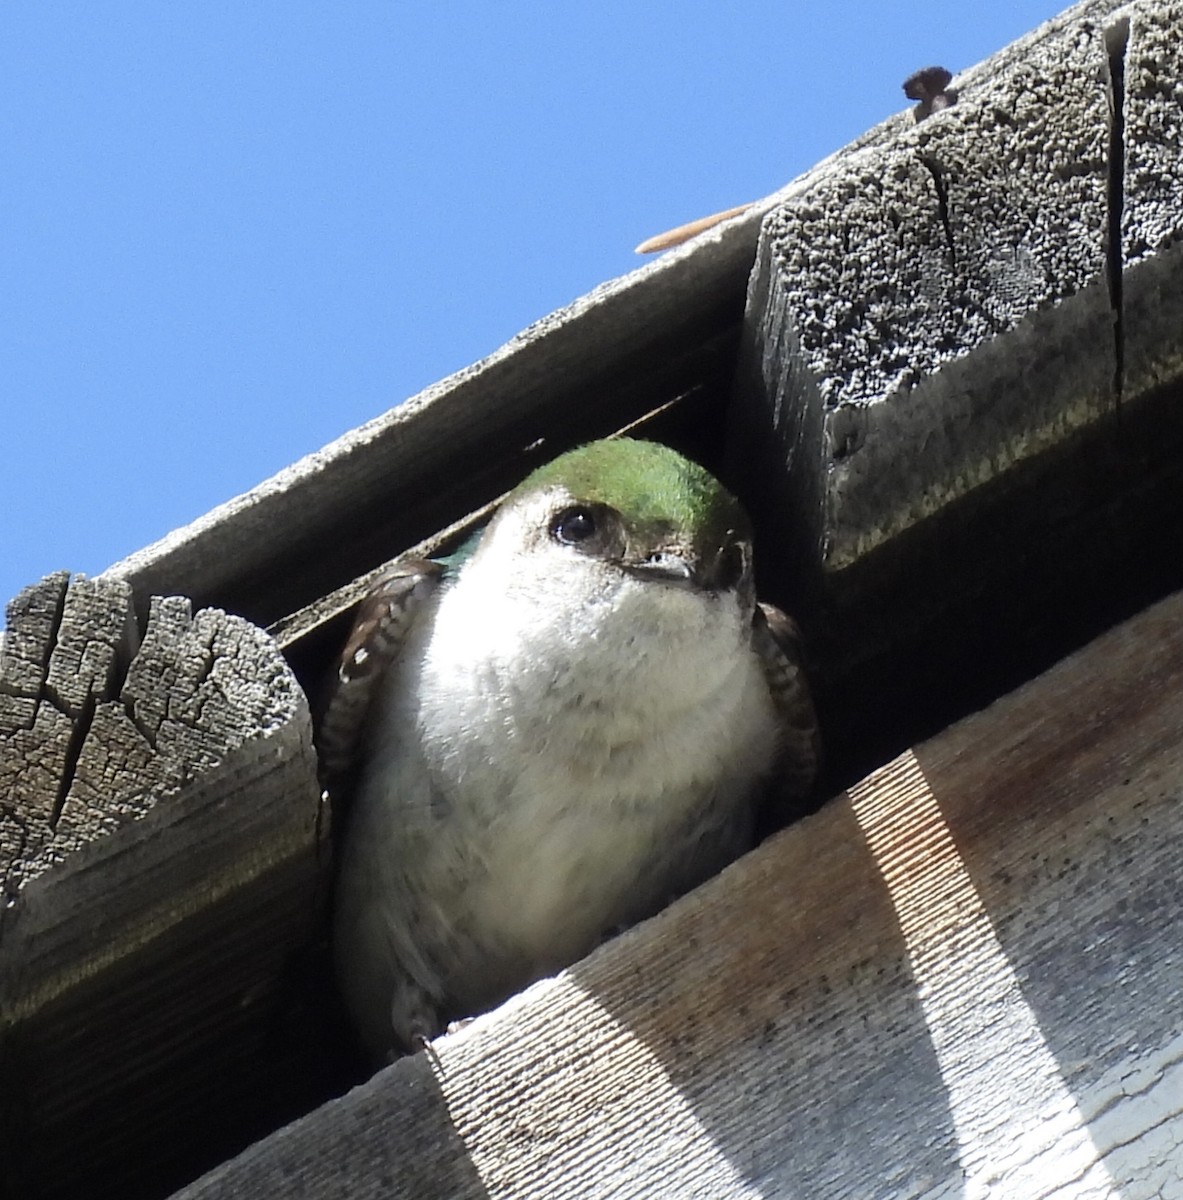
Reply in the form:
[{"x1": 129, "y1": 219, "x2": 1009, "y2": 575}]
[
  {"x1": 316, "y1": 559, "x2": 445, "y2": 794},
  {"x1": 752, "y1": 601, "x2": 822, "y2": 816}
]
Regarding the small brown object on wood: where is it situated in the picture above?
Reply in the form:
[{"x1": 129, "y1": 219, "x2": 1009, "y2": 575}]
[
  {"x1": 903, "y1": 65, "x2": 957, "y2": 120},
  {"x1": 635, "y1": 202, "x2": 757, "y2": 254}
]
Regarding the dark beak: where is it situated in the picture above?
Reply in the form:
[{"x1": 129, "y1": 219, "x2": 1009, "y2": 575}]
[{"x1": 624, "y1": 541, "x2": 750, "y2": 593}]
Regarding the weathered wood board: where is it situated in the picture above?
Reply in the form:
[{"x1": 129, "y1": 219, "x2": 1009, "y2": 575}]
[
  {"x1": 172, "y1": 581, "x2": 1183, "y2": 1199},
  {"x1": 734, "y1": 0, "x2": 1183, "y2": 571},
  {"x1": 728, "y1": 0, "x2": 1183, "y2": 779},
  {"x1": 0, "y1": 575, "x2": 328, "y2": 1200}
]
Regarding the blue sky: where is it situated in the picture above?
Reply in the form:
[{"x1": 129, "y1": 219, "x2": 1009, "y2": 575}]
[{"x1": 3, "y1": 3, "x2": 1059, "y2": 621}]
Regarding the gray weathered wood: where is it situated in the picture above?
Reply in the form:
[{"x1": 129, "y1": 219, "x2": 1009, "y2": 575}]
[
  {"x1": 173, "y1": 583, "x2": 1183, "y2": 1199},
  {"x1": 733, "y1": 0, "x2": 1136, "y2": 572},
  {"x1": 0, "y1": 574, "x2": 327, "y2": 1200},
  {"x1": 727, "y1": 0, "x2": 1183, "y2": 777}
]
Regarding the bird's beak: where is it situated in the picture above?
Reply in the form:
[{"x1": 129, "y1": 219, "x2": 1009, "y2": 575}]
[
  {"x1": 624, "y1": 541, "x2": 749, "y2": 593},
  {"x1": 625, "y1": 551, "x2": 697, "y2": 586}
]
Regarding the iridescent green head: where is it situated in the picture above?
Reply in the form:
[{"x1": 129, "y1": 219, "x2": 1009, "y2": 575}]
[
  {"x1": 502, "y1": 438, "x2": 753, "y2": 594},
  {"x1": 521, "y1": 439, "x2": 742, "y2": 536}
]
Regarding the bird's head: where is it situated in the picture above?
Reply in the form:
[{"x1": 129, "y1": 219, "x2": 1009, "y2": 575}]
[{"x1": 470, "y1": 438, "x2": 757, "y2": 620}]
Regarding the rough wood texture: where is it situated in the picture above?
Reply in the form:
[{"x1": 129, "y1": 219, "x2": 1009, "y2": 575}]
[
  {"x1": 1122, "y1": 1, "x2": 1183, "y2": 394},
  {"x1": 0, "y1": 574, "x2": 328, "y2": 1200},
  {"x1": 173, "y1": 584, "x2": 1183, "y2": 1199},
  {"x1": 734, "y1": 0, "x2": 1155, "y2": 570},
  {"x1": 728, "y1": 0, "x2": 1183, "y2": 780}
]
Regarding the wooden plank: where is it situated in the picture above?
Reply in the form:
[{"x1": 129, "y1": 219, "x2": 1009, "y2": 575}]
[
  {"x1": 732, "y1": 0, "x2": 1122, "y2": 574},
  {"x1": 0, "y1": 575, "x2": 328, "y2": 1200},
  {"x1": 727, "y1": 0, "x2": 1183, "y2": 780},
  {"x1": 172, "y1": 583, "x2": 1183, "y2": 1199}
]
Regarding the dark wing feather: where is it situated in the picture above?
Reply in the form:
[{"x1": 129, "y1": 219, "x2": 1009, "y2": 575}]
[
  {"x1": 752, "y1": 601, "x2": 822, "y2": 821},
  {"x1": 316, "y1": 559, "x2": 444, "y2": 793}
]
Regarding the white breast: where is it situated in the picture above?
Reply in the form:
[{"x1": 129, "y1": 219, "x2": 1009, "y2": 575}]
[
  {"x1": 338, "y1": 511, "x2": 780, "y2": 1042},
  {"x1": 408, "y1": 542, "x2": 778, "y2": 972}
]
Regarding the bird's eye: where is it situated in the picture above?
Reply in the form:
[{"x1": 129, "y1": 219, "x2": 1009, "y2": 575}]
[{"x1": 551, "y1": 506, "x2": 598, "y2": 545}]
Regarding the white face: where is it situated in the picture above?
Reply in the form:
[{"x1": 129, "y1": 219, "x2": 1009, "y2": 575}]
[
  {"x1": 442, "y1": 484, "x2": 754, "y2": 707},
  {"x1": 401, "y1": 477, "x2": 777, "y2": 856}
]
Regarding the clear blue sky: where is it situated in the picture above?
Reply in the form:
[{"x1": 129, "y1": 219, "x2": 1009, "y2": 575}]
[{"x1": 3, "y1": 2, "x2": 1059, "y2": 621}]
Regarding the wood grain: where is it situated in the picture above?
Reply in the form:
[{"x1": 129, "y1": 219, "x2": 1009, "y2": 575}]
[{"x1": 732, "y1": 1, "x2": 1121, "y2": 573}]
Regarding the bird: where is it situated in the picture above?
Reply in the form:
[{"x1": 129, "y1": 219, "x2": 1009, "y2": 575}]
[{"x1": 319, "y1": 437, "x2": 819, "y2": 1059}]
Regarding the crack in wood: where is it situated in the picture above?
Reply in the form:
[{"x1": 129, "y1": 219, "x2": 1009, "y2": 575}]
[
  {"x1": 49, "y1": 691, "x2": 97, "y2": 832},
  {"x1": 40, "y1": 679, "x2": 80, "y2": 722},
  {"x1": 0, "y1": 575, "x2": 70, "y2": 706},
  {"x1": 918, "y1": 154, "x2": 957, "y2": 272},
  {"x1": 34, "y1": 579, "x2": 146, "y2": 830},
  {"x1": 39, "y1": 577, "x2": 69, "y2": 688},
  {"x1": 915, "y1": 153, "x2": 1010, "y2": 339},
  {"x1": 108, "y1": 604, "x2": 140, "y2": 709},
  {"x1": 192, "y1": 636, "x2": 218, "y2": 690},
  {"x1": 1104, "y1": 16, "x2": 1130, "y2": 410},
  {"x1": 120, "y1": 687, "x2": 160, "y2": 752}
]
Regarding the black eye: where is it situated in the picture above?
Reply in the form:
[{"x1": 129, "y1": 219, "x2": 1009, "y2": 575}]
[{"x1": 551, "y1": 506, "x2": 597, "y2": 545}]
